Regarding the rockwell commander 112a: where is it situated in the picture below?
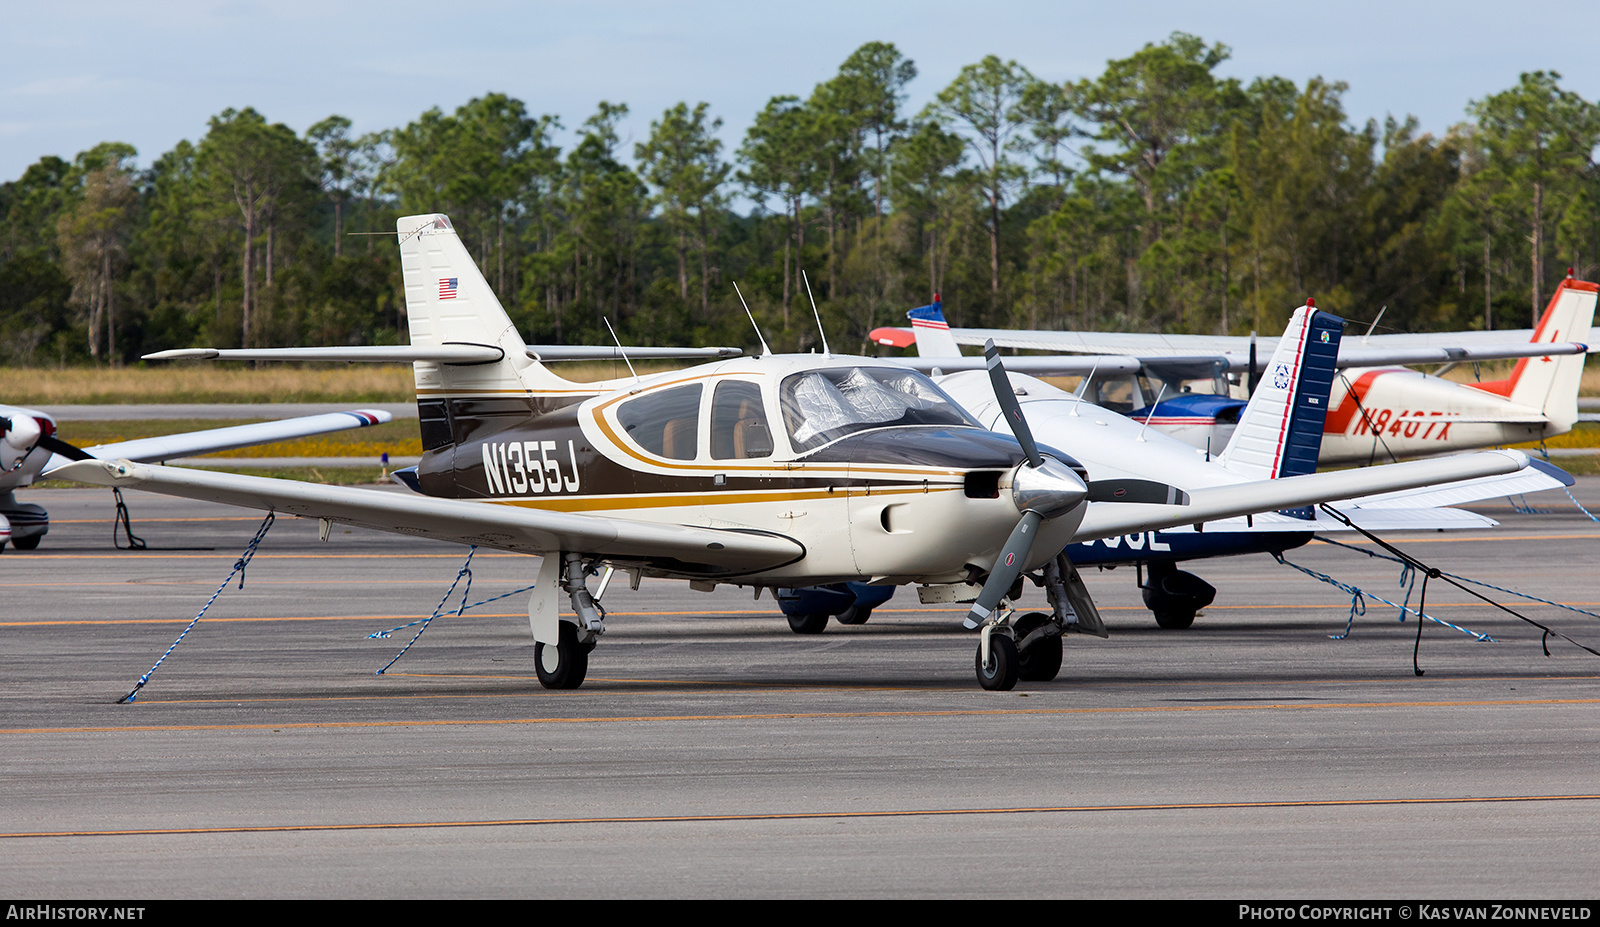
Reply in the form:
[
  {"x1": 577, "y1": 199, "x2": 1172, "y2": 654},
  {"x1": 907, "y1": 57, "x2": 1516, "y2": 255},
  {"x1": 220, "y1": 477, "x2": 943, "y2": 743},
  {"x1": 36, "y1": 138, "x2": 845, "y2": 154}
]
[{"x1": 55, "y1": 213, "x2": 1537, "y2": 691}]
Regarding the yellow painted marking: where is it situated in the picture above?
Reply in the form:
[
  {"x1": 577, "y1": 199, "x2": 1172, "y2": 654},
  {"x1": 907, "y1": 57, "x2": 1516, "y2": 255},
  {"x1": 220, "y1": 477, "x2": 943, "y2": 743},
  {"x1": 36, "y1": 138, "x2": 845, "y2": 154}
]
[
  {"x1": 6, "y1": 793, "x2": 1599, "y2": 840},
  {"x1": 9, "y1": 696, "x2": 1600, "y2": 736}
]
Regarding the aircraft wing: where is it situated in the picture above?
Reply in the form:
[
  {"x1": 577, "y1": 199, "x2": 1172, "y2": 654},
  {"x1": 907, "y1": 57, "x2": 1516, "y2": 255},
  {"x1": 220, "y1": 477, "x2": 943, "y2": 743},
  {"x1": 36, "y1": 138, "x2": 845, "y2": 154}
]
[
  {"x1": 1334, "y1": 457, "x2": 1572, "y2": 509},
  {"x1": 41, "y1": 409, "x2": 394, "y2": 473},
  {"x1": 887, "y1": 354, "x2": 1145, "y2": 377},
  {"x1": 875, "y1": 328, "x2": 1584, "y2": 373},
  {"x1": 48, "y1": 459, "x2": 804, "y2": 575},
  {"x1": 145, "y1": 345, "x2": 741, "y2": 363},
  {"x1": 1073, "y1": 450, "x2": 1530, "y2": 542}
]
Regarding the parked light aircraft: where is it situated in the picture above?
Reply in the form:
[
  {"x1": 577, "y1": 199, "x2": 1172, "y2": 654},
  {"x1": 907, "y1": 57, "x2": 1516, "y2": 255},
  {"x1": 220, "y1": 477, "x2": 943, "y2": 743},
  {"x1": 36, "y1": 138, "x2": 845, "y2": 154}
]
[
  {"x1": 871, "y1": 280, "x2": 1594, "y2": 465},
  {"x1": 54, "y1": 213, "x2": 1539, "y2": 691},
  {"x1": 844, "y1": 299, "x2": 1570, "y2": 630},
  {"x1": 0, "y1": 404, "x2": 393, "y2": 551}
]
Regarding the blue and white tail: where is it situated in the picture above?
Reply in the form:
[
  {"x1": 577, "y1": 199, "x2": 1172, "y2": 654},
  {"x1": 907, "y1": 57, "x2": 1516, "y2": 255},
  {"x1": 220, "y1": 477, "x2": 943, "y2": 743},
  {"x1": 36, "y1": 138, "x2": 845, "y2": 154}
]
[
  {"x1": 1218, "y1": 303, "x2": 1344, "y2": 481},
  {"x1": 908, "y1": 297, "x2": 962, "y2": 357}
]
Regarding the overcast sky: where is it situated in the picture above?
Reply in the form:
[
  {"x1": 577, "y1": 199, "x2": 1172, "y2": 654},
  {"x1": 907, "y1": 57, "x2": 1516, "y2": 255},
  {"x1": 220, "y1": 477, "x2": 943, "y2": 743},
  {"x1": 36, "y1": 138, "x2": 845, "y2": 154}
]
[{"x1": 5, "y1": 1, "x2": 1598, "y2": 188}]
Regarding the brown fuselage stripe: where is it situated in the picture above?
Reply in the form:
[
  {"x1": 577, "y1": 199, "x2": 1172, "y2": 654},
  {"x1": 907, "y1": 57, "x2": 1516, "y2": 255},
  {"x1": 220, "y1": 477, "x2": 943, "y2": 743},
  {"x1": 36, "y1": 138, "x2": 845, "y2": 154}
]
[{"x1": 4, "y1": 793, "x2": 1598, "y2": 840}]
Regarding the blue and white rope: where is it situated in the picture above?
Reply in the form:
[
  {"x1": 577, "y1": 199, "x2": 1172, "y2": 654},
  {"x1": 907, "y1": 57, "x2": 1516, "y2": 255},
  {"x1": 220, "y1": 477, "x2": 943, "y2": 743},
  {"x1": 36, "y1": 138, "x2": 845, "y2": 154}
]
[
  {"x1": 117, "y1": 511, "x2": 276, "y2": 704},
  {"x1": 1533, "y1": 444, "x2": 1598, "y2": 522},
  {"x1": 1315, "y1": 534, "x2": 1600, "y2": 624},
  {"x1": 374, "y1": 546, "x2": 476, "y2": 675},
  {"x1": 1274, "y1": 552, "x2": 1495, "y2": 642},
  {"x1": 367, "y1": 582, "x2": 538, "y2": 639}
]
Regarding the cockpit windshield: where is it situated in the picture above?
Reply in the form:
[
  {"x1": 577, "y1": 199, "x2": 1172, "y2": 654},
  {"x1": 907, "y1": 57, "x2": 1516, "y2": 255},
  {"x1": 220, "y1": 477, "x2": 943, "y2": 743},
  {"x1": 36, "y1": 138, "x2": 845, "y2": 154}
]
[{"x1": 779, "y1": 367, "x2": 977, "y2": 452}]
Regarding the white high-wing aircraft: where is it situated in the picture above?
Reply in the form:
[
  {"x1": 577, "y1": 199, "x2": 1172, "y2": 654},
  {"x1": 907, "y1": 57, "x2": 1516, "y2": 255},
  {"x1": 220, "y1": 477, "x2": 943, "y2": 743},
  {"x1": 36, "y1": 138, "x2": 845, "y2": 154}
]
[
  {"x1": 872, "y1": 279, "x2": 1595, "y2": 465},
  {"x1": 0, "y1": 404, "x2": 393, "y2": 551},
  {"x1": 775, "y1": 301, "x2": 1571, "y2": 633},
  {"x1": 925, "y1": 307, "x2": 1570, "y2": 628},
  {"x1": 56, "y1": 213, "x2": 1537, "y2": 692}
]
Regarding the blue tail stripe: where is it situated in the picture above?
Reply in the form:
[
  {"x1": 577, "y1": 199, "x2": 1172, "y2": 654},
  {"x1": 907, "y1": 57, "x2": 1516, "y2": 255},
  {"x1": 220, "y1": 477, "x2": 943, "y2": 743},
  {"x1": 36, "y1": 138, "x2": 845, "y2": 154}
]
[{"x1": 1278, "y1": 311, "x2": 1344, "y2": 481}]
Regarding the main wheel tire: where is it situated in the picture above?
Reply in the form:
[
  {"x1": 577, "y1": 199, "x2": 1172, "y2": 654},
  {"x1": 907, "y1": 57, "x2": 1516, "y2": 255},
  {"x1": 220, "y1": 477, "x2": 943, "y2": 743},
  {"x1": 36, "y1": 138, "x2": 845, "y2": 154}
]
[
  {"x1": 1014, "y1": 613, "x2": 1063, "y2": 682},
  {"x1": 535, "y1": 622, "x2": 589, "y2": 690},
  {"x1": 11, "y1": 536, "x2": 39, "y2": 551},
  {"x1": 834, "y1": 605, "x2": 872, "y2": 625},
  {"x1": 975, "y1": 634, "x2": 1020, "y2": 691},
  {"x1": 787, "y1": 612, "x2": 829, "y2": 634},
  {"x1": 1153, "y1": 609, "x2": 1195, "y2": 630}
]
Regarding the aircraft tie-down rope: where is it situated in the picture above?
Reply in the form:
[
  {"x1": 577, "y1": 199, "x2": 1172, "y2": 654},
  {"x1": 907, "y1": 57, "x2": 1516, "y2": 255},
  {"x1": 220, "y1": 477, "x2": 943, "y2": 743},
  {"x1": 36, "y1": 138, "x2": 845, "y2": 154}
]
[
  {"x1": 117, "y1": 511, "x2": 276, "y2": 704},
  {"x1": 1535, "y1": 443, "x2": 1600, "y2": 523},
  {"x1": 1273, "y1": 551, "x2": 1492, "y2": 644},
  {"x1": 367, "y1": 572, "x2": 538, "y2": 641},
  {"x1": 373, "y1": 546, "x2": 478, "y2": 676},
  {"x1": 1314, "y1": 533, "x2": 1600, "y2": 629},
  {"x1": 1317, "y1": 504, "x2": 1600, "y2": 676}
]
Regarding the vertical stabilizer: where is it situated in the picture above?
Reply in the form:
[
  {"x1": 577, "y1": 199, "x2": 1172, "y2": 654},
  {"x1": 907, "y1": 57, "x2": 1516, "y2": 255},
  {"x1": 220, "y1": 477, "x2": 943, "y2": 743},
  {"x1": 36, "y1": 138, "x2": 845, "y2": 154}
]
[
  {"x1": 909, "y1": 298, "x2": 963, "y2": 357},
  {"x1": 1218, "y1": 303, "x2": 1344, "y2": 483},
  {"x1": 397, "y1": 214, "x2": 580, "y2": 397},
  {"x1": 1475, "y1": 276, "x2": 1597, "y2": 432}
]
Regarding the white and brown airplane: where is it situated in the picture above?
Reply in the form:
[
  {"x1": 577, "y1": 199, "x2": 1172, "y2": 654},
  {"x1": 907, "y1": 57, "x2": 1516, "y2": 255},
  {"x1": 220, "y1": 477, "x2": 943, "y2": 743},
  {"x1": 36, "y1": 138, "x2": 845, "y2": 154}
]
[
  {"x1": 872, "y1": 281, "x2": 1595, "y2": 465},
  {"x1": 51, "y1": 214, "x2": 1539, "y2": 691}
]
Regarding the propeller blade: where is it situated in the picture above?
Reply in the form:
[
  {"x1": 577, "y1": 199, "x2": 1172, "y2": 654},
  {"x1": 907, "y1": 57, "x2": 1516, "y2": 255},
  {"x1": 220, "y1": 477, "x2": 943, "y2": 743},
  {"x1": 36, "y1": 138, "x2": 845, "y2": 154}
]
[
  {"x1": 984, "y1": 339, "x2": 1042, "y2": 469},
  {"x1": 1086, "y1": 479, "x2": 1190, "y2": 505},
  {"x1": 963, "y1": 510, "x2": 1043, "y2": 630},
  {"x1": 38, "y1": 434, "x2": 94, "y2": 462}
]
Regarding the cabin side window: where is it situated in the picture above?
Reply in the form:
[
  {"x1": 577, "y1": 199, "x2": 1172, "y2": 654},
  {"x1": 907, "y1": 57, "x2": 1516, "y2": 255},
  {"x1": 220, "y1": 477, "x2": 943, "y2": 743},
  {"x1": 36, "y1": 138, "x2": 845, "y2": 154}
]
[
  {"x1": 710, "y1": 380, "x2": 774, "y2": 460},
  {"x1": 616, "y1": 384, "x2": 703, "y2": 460}
]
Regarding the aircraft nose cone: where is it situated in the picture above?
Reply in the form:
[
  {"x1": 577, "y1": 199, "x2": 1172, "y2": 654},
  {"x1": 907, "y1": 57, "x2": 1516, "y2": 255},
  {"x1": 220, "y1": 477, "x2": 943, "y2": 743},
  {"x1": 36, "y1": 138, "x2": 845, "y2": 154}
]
[{"x1": 1011, "y1": 457, "x2": 1088, "y2": 519}]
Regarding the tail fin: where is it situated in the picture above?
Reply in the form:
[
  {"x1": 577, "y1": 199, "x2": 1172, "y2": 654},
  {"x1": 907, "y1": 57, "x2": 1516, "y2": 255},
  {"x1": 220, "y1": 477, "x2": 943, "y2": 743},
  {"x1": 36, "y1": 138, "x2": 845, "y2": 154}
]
[
  {"x1": 909, "y1": 297, "x2": 962, "y2": 357},
  {"x1": 1471, "y1": 275, "x2": 1597, "y2": 431},
  {"x1": 397, "y1": 214, "x2": 581, "y2": 398},
  {"x1": 1218, "y1": 302, "x2": 1344, "y2": 482}
]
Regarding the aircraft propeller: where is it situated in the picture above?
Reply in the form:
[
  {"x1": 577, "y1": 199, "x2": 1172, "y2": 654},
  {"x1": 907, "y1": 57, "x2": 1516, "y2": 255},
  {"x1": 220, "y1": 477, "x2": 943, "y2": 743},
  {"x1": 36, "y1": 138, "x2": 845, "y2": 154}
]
[
  {"x1": 963, "y1": 341, "x2": 1189, "y2": 632},
  {"x1": 1, "y1": 414, "x2": 95, "y2": 468}
]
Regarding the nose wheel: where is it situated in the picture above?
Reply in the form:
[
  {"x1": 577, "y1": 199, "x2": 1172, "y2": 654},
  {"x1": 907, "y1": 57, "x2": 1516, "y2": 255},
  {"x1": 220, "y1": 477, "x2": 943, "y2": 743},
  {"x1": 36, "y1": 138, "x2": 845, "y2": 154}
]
[{"x1": 975, "y1": 631, "x2": 1019, "y2": 691}]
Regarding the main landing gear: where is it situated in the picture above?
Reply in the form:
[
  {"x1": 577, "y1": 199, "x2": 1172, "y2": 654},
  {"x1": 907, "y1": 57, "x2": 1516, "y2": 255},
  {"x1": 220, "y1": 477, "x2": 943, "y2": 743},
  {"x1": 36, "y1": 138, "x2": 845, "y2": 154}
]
[
  {"x1": 1140, "y1": 561, "x2": 1216, "y2": 630},
  {"x1": 531, "y1": 553, "x2": 607, "y2": 691},
  {"x1": 972, "y1": 553, "x2": 1103, "y2": 691},
  {"x1": 776, "y1": 582, "x2": 896, "y2": 635}
]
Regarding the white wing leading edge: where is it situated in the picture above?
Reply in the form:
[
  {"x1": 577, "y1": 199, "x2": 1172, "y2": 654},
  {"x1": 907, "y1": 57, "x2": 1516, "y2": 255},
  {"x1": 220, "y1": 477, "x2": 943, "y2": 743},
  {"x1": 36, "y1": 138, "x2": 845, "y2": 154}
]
[{"x1": 49, "y1": 459, "x2": 804, "y2": 575}]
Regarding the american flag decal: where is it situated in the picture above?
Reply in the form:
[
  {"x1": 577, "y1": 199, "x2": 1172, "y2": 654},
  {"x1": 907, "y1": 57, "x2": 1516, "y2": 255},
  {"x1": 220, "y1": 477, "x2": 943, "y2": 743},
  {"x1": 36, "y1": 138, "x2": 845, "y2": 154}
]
[{"x1": 438, "y1": 278, "x2": 458, "y2": 300}]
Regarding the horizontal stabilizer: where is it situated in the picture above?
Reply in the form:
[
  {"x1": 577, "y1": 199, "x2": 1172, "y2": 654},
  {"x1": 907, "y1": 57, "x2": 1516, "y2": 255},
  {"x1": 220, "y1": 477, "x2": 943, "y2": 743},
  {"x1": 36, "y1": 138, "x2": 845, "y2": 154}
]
[{"x1": 146, "y1": 344, "x2": 742, "y2": 364}]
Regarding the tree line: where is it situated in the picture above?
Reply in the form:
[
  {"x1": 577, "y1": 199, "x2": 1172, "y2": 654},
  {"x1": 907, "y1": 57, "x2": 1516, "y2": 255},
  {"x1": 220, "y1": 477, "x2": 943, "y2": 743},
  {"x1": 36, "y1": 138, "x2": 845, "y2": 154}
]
[{"x1": 3, "y1": 34, "x2": 1598, "y2": 368}]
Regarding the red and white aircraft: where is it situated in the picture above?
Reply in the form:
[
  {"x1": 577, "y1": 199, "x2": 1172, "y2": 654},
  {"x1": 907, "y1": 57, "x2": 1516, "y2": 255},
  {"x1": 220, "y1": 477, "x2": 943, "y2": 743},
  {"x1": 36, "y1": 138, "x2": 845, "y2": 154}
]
[{"x1": 871, "y1": 276, "x2": 1596, "y2": 465}]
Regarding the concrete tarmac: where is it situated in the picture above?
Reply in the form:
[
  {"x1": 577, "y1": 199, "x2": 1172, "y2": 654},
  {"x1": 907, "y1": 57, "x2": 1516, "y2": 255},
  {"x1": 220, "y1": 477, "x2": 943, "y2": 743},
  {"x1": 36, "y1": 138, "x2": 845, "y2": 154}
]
[{"x1": 4, "y1": 483, "x2": 1600, "y2": 898}]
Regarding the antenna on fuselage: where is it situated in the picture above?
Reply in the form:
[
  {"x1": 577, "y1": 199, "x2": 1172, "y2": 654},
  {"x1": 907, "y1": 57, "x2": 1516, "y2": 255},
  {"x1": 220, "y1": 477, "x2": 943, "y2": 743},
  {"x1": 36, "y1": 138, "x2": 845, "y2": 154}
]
[
  {"x1": 1070, "y1": 361, "x2": 1100, "y2": 416},
  {"x1": 1135, "y1": 380, "x2": 1167, "y2": 443},
  {"x1": 732, "y1": 281, "x2": 772, "y2": 357},
  {"x1": 1363, "y1": 306, "x2": 1386, "y2": 344},
  {"x1": 602, "y1": 317, "x2": 641, "y2": 388},
  {"x1": 801, "y1": 270, "x2": 830, "y2": 358}
]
